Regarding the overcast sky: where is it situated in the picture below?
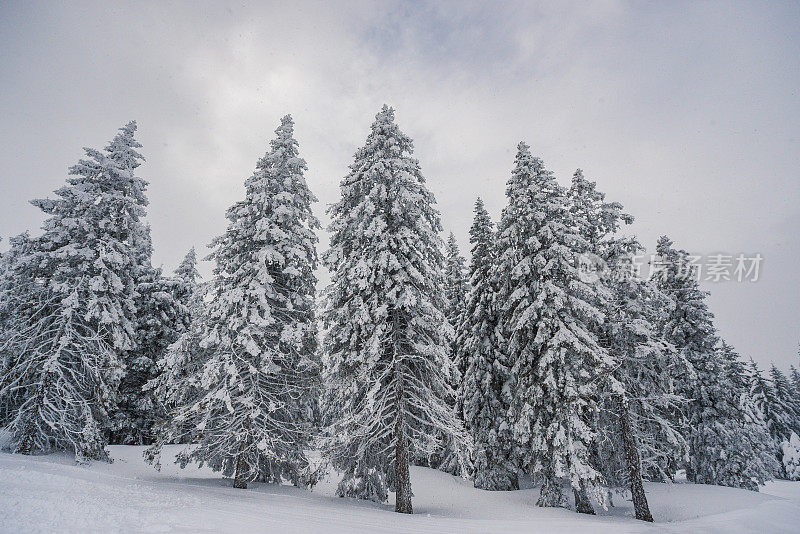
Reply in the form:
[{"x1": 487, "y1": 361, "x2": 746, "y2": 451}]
[{"x1": 1, "y1": 1, "x2": 798, "y2": 371}]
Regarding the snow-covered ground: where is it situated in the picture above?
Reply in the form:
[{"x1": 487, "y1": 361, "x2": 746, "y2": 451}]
[{"x1": 1, "y1": 446, "x2": 799, "y2": 533}]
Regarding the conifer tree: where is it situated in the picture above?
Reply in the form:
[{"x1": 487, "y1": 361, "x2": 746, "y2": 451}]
[
  {"x1": 749, "y1": 359, "x2": 787, "y2": 447},
  {"x1": 322, "y1": 106, "x2": 467, "y2": 514},
  {"x1": 443, "y1": 232, "x2": 468, "y2": 414},
  {"x1": 444, "y1": 232, "x2": 468, "y2": 375},
  {"x1": 497, "y1": 144, "x2": 611, "y2": 511},
  {"x1": 175, "y1": 247, "x2": 201, "y2": 286},
  {"x1": 714, "y1": 343, "x2": 779, "y2": 488},
  {"x1": 792, "y1": 345, "x2": 800, "y2": 396},
  {"x1": 566, "y1": 170, "x2": 675, "y2": 519},
  {"x1": 790, "y1": 365, "x2": 800, "y2": 399},
  {"x1": 595, "y1": 252, "x2": 685, "y2": 521},
  {"x1": 771, "y1": 365, "x2": 800, "y2": 438},
  {"x1": 428, "y1": 232, "x2": 470, "y2": 475},
  {"x1": 32, "y1": 121, "x2": 146, "y2": 355},
  {"x1": 114, "y1": 266, "x2": 190, "y2": 444},
  {"x1": 458, "y1": 198, "x2": 518, "y2": 490},
  {"x1": 144, "y1": 248, "x2": 206, "y2": 449},
  {"x1": 0, "y1": 281, "x2": 120, "y2": 461},
  {"x1": 654, "y1": 236, "x2": 774, "y2": 489},
  {"x1": 566, "y1": 169, "x2": 634, "y2": 259},
  {"x1": 148, "y1": 115, "x2": 320, "y2": 489},
  {"x1": 1, "y1": 122, "x2": 146, "y2": 458},
  {"x1": 113, "y1": 225, "x2": 190, "y2": 444}
]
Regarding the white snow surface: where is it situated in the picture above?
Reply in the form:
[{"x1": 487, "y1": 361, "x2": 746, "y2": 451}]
[{"x1": 1, "y1": 445, "x2": 799, "y2": 533}]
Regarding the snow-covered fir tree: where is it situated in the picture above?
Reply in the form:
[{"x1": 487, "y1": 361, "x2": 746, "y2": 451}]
[
  {"x1": 0, "y1": 122, "x2": 147, "y2": 458},
  {"x1": 444, "y1": 232, "x2": 468, "y2": 376},
  {"x1": 322, "y1": 106, "x2": 468, "y2": 514},
  {"x1": 114, "y1": 266, "x2": 190, "y2": 444},
  {"x1": 497, "y1": 143, "x2": 612, "y2": 512},
  {"x1": 427, "y1": 232, "x2": 470, "y2": 475},
  {"x1": 143, "y1": 248, "x2": 206, "y2": 448},
  {"x1": 566, "y1": 169, "x2": 634, "y2": 258},
  {"x1": 0, "y1": 233, "x2": 34, "y2": 349},
  {"x1": 654, "y1": 236, "x2": 775, "y2": 489},
  {"x1": 113, "y1": 224, "x2": 190, "y2": 444},
  {"x1": 175, "y1": 247, "x2": 201, "y2": 287},
  {"x1": 749, "y1": 359, "x2": 789, "y2": 450},
  {"x1": 770, "y1": 365, "x2": 800, "y2": 438},
  {"x1": 566, "y1": 170, "x2": 674, "y2": 520},
  {"x1": 32, "y1": 121, "x2": 148, "y2": 354},
  {"x1": 712, "y1": 342, "x2": 779, "y2": 489},
  {"x1": 148, "y1": 115, "x2": 320, "y2": 489},
  {"x1": 458, "y1": 198, "x2": 518, "y2": 490},
  {"x1": 592, "y1": 251, "x2": 685, "y2": 520},
  {"x1": 765, "y1": 364, "x2": 800, "y2": 477},
  {"x1": 790, "y1": 362, "x2": 800, "y2": 399}
]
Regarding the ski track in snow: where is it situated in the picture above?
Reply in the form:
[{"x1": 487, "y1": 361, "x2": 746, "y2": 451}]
[{"x1": 1, "y1": 445, "x2": 799, "y2": 533}]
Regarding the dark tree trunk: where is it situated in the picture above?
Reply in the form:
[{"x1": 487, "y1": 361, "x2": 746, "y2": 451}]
[
  {"x1": 618, "y1": 396, "x2": 654, "y2": 522},
  {"x1": 233, "y1": 446, "x2": 248, "y2": 489},
  {"x1": 17, "y1": 418, "x2": 36, "y2": 455},
  {"x1": 394, "y1": 409, "x2": 412, "y2": 514},
  {"x1": 573, "y1": 481, "x2": 596, "y2": 515},
  {"x1": 392, "y1": 309, "x2": 412, "y2": 514}
]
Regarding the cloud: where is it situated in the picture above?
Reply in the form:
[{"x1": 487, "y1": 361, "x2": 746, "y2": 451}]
[{"x1": 0, "y1": 0, "x2": 798, "y2": 369}]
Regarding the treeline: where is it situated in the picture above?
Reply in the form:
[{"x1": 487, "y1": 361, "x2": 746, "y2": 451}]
[{"x1": 0, "y1": 107, "x2": 799, "y2": 519}]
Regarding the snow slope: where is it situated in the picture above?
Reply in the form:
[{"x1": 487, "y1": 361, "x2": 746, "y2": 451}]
[{"x1": 1, "y1": 446, "x2": 799, "y2": 533}]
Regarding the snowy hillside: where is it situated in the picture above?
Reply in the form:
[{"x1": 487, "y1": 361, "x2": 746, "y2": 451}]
[{"x1": 1, "y1": 446, "x2": 799, "y2": 533}]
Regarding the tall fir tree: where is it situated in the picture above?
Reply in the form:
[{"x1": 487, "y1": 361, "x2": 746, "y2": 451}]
[
  {"x1": 113, "y1": 224, "x2": 189, "y2": 444},
  {"x1": 567, "y1": 170, "x2": 671, "y2": 520},
  {"x1": 714, "y1": 343, "x2": 779, "y2": 488},
  {"x1": 596, "y1": 262, "x2": 686, "y2": 521},
  {"x1": 749, "y1": 359, "x2": 788, "y2": 448},
  {"x1": 0, "y1": 122, "x2": 147, "y2": 459},
  {"x1": 428, "y1": 232, "x2": 470, "y2": 475},
  {"x1": 147, "y1": 115, "x2": 320, "y2": 488},
  {"x1": 322, "y1": 106, "x2": 467, "y2": 514},
  {"x1": 444, "y1": 232, "x2": 468, "y2": 376},
  {"x1": 654, "y1": 236, "x2": 774, "y2": 489},
  {"x1": 172, "y1": 246, "x2": 205, "y2": 326},
  {"x1": 497, "y1": 143, "x2": 612, "y2": 511},
  {"x1": 143, "y1": 248, "x2": 206, "y2": 449},
  {"x1": 458, "y1": 198, "x2": 518, "y2": 490},
  {"x1": 770, "y1": 365, "x2": 800, "y2": 438}
]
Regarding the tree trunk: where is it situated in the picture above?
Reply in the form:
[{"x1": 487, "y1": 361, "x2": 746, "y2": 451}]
[
  {"x1": 392, "y1": 310, "x2": 412, "y2": 514},
  {"x1": 573, "y1": 481, "x2": 595, "y2": 514},
  {"x1": 16, "y1": 417, "x2": 37, "y2": 455},
  {"x1": 233, "y1": 446, "x2": 248, "y2": 489},
  {"x1": 618, "y1": 396, "x2": 654, "y2": 522},
  {"x1": 394, "y1": 408, "x2": 413, "y2": 514}
]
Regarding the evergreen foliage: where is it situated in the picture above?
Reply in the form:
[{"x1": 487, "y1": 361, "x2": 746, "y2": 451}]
[{"x1": 322, "y1": 106, "x2": 467, "y2": 512}]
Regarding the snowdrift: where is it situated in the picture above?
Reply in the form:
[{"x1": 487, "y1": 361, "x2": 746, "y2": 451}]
[{"x1": 1, "y1": 446, "x2": 799, "y2": 533}]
